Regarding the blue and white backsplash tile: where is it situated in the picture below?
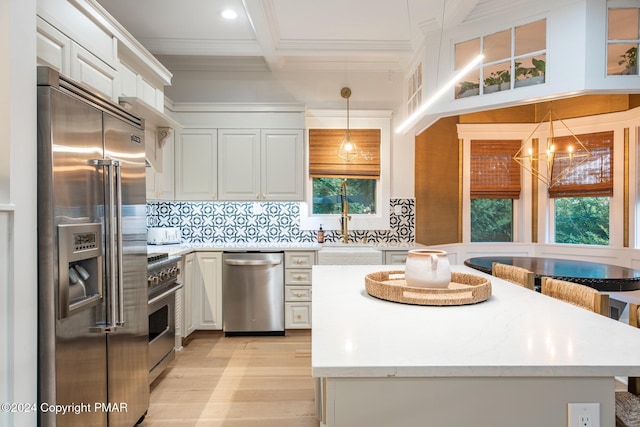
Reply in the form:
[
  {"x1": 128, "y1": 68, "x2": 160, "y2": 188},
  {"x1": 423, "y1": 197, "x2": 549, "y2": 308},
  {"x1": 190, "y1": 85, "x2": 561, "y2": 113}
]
[{"x1": 146, "y1": 198, "x2": 415, "y2": 244}]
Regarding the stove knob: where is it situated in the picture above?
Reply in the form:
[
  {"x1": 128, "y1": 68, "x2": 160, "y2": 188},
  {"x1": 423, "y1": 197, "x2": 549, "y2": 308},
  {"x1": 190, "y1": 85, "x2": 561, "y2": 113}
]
[
  {"x1": 159, "y1": 271, "x2": 168, "y2": 281},
  {"x1": 147, "y1": 275, "x2": 159, "y2": 287}
]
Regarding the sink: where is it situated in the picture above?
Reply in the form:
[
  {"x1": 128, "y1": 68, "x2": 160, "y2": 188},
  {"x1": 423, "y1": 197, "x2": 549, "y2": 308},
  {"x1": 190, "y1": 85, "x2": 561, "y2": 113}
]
[{"x1": 317, "y1": 244, "x2": 383, "y2": 265}]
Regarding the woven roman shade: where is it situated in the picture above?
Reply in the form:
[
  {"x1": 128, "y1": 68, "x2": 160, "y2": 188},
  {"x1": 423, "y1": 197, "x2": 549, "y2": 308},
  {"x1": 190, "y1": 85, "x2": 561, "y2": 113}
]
[
  {"x1": 309, "y1": 129, "x2": 381, "y2": 178},
  {"x1": 470, "y1": 140, "x2": 522, "y2": 199},
  {"x1": 548, "y1": 131, "x2": 613, "y2": 198}
]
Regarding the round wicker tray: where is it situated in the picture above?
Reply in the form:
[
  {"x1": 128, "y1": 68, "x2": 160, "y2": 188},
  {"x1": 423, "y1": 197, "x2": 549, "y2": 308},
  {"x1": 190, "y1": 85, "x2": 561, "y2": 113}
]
[{"x1": 365, "y1": 271, "x2": 492, "y2": 306}]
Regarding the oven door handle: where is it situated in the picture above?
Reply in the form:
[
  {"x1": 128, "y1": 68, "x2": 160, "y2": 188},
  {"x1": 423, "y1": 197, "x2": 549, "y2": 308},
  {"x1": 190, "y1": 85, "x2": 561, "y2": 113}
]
[
  {"x1": 148, "y1": 283, "x2": 183, "y2": 306},
  {"x1": 224, "y1": 259, "x2": 282, "y2": 267}
]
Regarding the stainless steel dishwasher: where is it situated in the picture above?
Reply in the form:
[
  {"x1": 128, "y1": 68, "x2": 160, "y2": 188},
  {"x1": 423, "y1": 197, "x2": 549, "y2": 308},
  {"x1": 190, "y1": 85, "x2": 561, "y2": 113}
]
[{"x1": 222, "y1": 252, "x2": 285, "y2": 336}]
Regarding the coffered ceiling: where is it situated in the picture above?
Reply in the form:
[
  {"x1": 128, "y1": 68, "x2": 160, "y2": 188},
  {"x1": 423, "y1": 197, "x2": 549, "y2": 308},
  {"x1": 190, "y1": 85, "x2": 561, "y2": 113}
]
[{"x1": 95, "y1": 0, "x2": 521, "y2": 73}]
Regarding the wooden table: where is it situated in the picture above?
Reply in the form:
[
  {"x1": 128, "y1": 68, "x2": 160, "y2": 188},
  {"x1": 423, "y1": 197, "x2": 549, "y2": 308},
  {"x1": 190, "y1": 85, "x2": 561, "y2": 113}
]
[{"x1": 464, "y1": 256, "x2": 640, "y2": 292}]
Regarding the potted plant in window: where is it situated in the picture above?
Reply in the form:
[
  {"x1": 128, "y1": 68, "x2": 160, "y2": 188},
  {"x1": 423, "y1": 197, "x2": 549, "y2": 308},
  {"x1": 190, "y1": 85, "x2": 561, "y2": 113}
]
[
  {"x1": 619, "y1": 46, "x2": 637, "y2": 75},
  {"x1": 457, "y1": 80, "x2": 480, "y2": 98},
  {"x1": 484, "y1": 69, "x2": 510, "y2": 93},
  {"x1": 515, "y1": 58, "x2": 546, "y2": 88}
]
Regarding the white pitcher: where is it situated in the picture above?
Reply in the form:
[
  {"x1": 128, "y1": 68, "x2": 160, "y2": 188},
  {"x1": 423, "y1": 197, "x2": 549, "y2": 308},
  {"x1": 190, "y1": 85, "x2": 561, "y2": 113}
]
[{"x1": 404, "y1": 249, "x2": 451, "y2": 288}]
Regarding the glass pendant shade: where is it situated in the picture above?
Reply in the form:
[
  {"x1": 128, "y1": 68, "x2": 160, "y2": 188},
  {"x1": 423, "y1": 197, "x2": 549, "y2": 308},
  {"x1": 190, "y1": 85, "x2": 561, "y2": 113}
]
[
  {"x1": 338, "y1": 87, "x2": 359, "y2": 161},
  {"x1": 338, "y1": 130, "x2": 359, "y2": 161}
]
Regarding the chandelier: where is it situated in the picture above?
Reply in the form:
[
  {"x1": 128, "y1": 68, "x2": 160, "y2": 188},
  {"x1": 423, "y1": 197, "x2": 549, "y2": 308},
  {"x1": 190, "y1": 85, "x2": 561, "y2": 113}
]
[
  {"x1": 513, "y1": 107, "x2": 591, "y2": 187},
  {"x1": 338, "y1": 87, "x2": 359, "y2": 161}
]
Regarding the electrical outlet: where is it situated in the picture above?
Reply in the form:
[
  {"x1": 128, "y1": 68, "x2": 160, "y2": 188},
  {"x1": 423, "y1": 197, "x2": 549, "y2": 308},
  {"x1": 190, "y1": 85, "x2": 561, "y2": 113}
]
[{"x1": 568, "y1": 403, "x2": 600, "y2": 427}]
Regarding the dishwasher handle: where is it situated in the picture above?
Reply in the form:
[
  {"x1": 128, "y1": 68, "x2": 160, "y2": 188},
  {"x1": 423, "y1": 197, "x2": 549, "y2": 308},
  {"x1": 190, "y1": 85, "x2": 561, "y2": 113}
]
[{"x1": 224, "y1": 259, "x2": 282, "y2": 267}]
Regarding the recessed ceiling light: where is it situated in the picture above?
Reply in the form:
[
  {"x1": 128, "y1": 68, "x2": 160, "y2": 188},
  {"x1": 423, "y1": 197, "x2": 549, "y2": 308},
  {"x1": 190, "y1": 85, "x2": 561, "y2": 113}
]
[{"x1": 220, "y1": 9, "x2": 238, "y2": 20}]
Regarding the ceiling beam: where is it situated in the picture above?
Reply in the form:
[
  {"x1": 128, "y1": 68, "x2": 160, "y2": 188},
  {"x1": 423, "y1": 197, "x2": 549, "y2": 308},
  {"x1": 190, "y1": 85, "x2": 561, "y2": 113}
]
[{"x1": 242, "y1": 0, "x2": 285, "y2": 71}]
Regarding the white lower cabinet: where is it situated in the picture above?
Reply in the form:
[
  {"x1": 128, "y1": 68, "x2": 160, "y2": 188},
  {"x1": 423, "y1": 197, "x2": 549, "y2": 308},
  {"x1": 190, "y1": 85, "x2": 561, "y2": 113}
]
[
  {"x1": 284, "y1": 251, "x2": 315, "y2": 329},
  {"x1": 194, "y1": 252, "x2": 223, "y2": 330},
  {"x1": 182, "y1": 251, "x2": 223, "y2": 335},
  {"x1": 182, "y1": 253, "x2": 196, "y2": 337}
]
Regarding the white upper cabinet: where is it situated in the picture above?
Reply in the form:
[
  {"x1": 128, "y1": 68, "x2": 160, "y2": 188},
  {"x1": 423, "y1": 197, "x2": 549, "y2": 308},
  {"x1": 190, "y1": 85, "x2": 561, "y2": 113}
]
[
  {"x1": 261, "y1": 130, "x2": 304, "y2": 201},
  {"x1": 218, "y1": 129, "x2": 304, "y2": 201},
  {"x1": 175, "y1": 130, "x2": 218, "y2": 201},
  {"x1": 217, "y1": 129, "x2": 261, "y2": 200}
]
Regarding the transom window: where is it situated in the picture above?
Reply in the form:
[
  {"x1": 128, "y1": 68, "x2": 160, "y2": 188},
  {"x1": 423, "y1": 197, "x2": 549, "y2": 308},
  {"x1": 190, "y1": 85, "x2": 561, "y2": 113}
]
[
  {"x1": 607, "y1": 5, "x2": 640, "y2": 75},
  {"x1": 455, "y1": 19, "x2": 546, "y2": 99}
]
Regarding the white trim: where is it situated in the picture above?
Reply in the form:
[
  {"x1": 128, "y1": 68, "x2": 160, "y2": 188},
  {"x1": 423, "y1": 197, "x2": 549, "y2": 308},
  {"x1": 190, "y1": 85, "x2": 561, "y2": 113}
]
[
  {"x1": 171, "y1": 102, "x2": 306, "y2": 113},
  {"x1": 0, "y1": 204, "x2": 15, "y2": 212}
]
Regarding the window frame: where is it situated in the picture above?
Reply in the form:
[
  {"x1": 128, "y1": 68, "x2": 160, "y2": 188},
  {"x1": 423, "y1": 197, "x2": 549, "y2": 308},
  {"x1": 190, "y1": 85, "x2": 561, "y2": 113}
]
[
  {"x1": 606, "y1": 2, "x2": 640, "y2": 76},
  {"x1": 454, "y1": 19, "x2": 547, "y2": 99},
  {"x1": 300, "y1": 110, "x2": 392, "y2": 232}
]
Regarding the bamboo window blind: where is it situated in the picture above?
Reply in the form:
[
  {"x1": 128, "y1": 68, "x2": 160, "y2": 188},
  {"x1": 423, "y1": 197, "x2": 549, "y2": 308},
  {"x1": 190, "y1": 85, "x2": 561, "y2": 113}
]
[
  {"x1": 309, "y1": 129, "x2": 381, "y2": 179},
  {"x1": 470, "y1": 140, "x2": 522, "y2": 199},
  {"x1": 548, "y1": 131, "x2": 613, "y2": 198}
]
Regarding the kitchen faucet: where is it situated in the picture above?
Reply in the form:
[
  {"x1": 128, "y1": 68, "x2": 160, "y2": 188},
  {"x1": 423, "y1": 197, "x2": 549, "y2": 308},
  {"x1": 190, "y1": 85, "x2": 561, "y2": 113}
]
[{"x1": 339, "y1": 179, "x2": 351, "y2": 243}]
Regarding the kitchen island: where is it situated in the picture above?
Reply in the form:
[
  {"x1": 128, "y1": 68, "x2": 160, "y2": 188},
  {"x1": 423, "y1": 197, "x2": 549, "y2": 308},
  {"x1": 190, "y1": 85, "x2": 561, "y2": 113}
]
[{"x1": 312, "y1": 264, "x2": 640, "y2": 427}]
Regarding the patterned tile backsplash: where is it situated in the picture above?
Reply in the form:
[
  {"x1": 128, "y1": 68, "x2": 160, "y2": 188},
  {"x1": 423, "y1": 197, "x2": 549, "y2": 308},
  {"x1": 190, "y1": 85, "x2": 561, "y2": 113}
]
[{"x1": 146, "y1": 199, "x2": 415, "y2": 244}]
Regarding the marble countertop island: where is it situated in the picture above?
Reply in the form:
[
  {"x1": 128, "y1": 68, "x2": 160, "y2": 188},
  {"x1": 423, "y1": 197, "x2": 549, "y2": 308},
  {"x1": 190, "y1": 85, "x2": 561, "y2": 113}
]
[{"x1": 311, "y1": 264, "x2": 640, "y2": 427}]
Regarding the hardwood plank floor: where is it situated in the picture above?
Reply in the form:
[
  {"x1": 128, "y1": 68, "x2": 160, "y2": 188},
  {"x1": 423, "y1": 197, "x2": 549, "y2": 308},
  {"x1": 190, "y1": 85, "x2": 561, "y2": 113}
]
[{"x1": 140, "y1": 330, "x2": 319, "y2": 427}]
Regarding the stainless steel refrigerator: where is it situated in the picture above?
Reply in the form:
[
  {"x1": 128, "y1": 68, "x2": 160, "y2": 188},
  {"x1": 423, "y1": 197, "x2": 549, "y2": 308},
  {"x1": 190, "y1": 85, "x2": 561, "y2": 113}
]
[{"x1": 37, "y1": 67, "x2": 149, "y2": 426}]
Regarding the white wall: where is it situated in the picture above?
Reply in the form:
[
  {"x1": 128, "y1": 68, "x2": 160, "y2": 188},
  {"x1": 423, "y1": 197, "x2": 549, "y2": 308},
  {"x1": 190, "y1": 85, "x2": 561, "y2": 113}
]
[{"x1": 1, "y1": 1, "x2": 37, "y2": 426}]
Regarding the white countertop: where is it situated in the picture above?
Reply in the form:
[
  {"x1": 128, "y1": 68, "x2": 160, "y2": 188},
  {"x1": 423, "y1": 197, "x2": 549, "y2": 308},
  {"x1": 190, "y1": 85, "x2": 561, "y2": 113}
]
[
  {"x1": 311, "y1": 264, "x2": 640, "y2": 378},
  {"x1": 147, "y1": 242, "x2": 421, "y2": 257}
]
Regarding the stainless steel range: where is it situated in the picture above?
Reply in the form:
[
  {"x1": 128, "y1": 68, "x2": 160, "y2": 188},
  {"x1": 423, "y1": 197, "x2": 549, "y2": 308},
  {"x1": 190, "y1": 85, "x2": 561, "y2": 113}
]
[{"x1": 147, "y1": 253, "x2": 182, "y2": 384}]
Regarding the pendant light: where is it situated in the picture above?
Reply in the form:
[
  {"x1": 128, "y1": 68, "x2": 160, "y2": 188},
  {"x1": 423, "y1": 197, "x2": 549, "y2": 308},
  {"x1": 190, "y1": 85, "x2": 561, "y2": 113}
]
[
  {"x1": 513, "y1": 104, "x2": 591, "y2": 187},
  {"x1": 338, "y1": 87, "x2": 359, "y2": 161}
]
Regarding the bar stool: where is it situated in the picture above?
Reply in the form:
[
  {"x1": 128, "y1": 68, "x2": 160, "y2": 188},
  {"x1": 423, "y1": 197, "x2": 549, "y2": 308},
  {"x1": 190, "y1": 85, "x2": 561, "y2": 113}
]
[
  {"x1": 540, "y1": 277, "x2": 609, "y2": 315},
  {"x1": 492, "y1": 262, "x2": 535, "y2": 290}
]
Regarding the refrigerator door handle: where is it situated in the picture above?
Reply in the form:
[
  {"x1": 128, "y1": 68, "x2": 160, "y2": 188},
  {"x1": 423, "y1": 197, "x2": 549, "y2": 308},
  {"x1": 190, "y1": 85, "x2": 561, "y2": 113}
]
[
  {"x1": 114, "y1": 161, "x2": 125, "y2": 327},
  {"x1": 92, "y1": 158, "x2": 119, "y2": 332}
]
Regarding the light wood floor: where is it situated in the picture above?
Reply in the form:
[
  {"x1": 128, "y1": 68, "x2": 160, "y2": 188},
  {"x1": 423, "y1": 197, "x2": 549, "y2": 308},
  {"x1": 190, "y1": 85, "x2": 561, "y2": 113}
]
[{"x1": 139, "y1": 330, "x2": 319, "y2": 427}]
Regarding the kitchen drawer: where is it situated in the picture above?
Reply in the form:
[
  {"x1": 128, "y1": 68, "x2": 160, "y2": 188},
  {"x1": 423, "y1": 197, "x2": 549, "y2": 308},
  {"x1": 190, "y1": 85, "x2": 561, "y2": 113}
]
[
  {"x1": 286, "y1": 286, "x2": 312, "y2": 302},
  {"x1": 285, "y1": 251, "x2": 315, "y2": 268},
  {"x1": 285, "y1": 302, "x2": 311, "y2": 329},
  {"x1": 286, "y1": 269, "x2": 312, "y2": 285}
]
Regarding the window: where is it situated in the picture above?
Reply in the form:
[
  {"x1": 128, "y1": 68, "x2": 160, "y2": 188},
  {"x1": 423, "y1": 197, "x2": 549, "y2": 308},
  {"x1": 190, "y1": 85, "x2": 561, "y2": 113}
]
[
  {"x1": 312, "y1": 178, "x2": 376, "y2": 214},
  {"x1": 407, "y1": 62, "x2": 423, "y2": 115},
  {"x1": 455, "y1": 19, "x2": 546, "y2": 99},
  {"x1": 308, "y1": 129, "x2": 380, "y2": 216},
  {"x1": 469, "y1": 140, "x2": 522, "y2": 242},
  {"x1": 554, "y1": 197, "x2": 610, "y2": 244},
  {"x1": 607, "y1": 6, "x2": 639, "y2": 76},
  {"x1": 550, "y1": 131, "x2": 613, "y2": 245},
  {"x1": 471, "y1": 199, "x2": 514, "y2": 242}
]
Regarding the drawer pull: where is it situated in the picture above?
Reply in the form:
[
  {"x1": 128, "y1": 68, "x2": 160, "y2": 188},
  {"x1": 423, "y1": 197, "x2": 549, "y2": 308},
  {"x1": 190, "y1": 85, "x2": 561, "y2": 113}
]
[
  {"x1": 296, "y1": 259, "x2": 303, "y2": 264},
  {"x1": 295, "y1": 292, "x2": 304, "y2": 297},
  {"x1": 296, "y1": 314, "x2": 302, "y2": 319},
  {"x1": 296, "y1": 275, "x2": 303, "y2": 280}
]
